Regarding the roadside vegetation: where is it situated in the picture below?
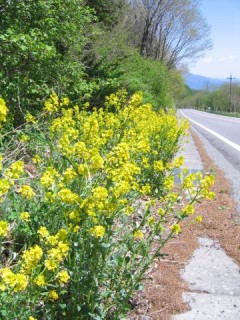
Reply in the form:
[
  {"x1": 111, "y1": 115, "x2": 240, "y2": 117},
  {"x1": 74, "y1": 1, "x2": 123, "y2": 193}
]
[
  {"x1": 0, "y1": 0, "x2": 211, "y2": 123},
  {"x1": 179, "y1": 83, "x2": 240, "y2": 115},
  {"x1": 0, "y1": 1, "x2": 215, "y2": 319}
]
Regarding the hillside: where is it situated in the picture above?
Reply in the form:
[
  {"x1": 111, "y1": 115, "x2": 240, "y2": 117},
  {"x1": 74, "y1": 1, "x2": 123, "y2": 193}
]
[{"x1": 184, "y1": 73, "x2": 239, "y2": 91}]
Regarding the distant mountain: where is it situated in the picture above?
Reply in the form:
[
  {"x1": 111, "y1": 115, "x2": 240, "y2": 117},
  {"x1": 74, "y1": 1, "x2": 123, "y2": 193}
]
[{"x1": 184, "y1": 73, "x2": 240, "y2": 91}]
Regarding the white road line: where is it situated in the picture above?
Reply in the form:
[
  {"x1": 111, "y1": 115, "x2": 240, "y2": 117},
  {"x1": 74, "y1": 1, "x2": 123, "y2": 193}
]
[
  {"x1": 180, "y1": 110, "x2": 240, "y2": 152},
  {"x1": 188, "y1": 109, "x2": 240, "y2": 124}
]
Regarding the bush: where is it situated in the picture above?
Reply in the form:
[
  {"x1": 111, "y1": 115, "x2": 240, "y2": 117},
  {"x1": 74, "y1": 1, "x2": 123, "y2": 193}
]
[
  {"x1": 0, "y1": 91, "x2": 214, "y2": 319},
  {"x1": 0, "y1": 0, "x2": 95, "y2": 124}
]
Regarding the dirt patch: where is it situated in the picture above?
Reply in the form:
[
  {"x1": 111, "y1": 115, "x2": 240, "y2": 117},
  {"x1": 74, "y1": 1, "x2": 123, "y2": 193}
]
[{"x1": 128, "y1": 129, "x2": 240, "y2": 319}]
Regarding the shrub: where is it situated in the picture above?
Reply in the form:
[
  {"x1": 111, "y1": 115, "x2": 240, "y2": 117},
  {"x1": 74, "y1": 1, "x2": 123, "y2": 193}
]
[{"x1": 0, "y1": 91, "x2": 214, "y2": 319}]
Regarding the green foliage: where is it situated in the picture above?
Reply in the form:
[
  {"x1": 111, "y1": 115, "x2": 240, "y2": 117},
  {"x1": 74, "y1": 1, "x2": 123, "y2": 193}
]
[
  {"x1": 85, "y1": 0, "x2": 126, "y2": 28},
  {"x1": 0, "y1": 0, "x2": 188, "y2": 123},
  {"x1": 178, "y1": 83, "x2": 240, "y2": 113},
  {"x1": 0, "y1": 0, "x2": 95, "y2": 124},
  {"x1": 86, "y1": 28, "x2": 175, "y2": 108},
  {"x1": 120, "y1": 53, "x2": 173, "y2": 108}
]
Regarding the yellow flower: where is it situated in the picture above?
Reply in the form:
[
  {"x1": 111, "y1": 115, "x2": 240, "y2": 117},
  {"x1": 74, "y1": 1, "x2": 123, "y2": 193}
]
[
  {"x1": 113, "y1": 181, "x2": 131, "y2": 198},
  {"x1": 19, "y1": 185, "x2": 36, "y2": 199},
  {"x1": 56, "y1": 228, "x2": 68, "y2": 241},
  {"x1": 182, "y1": 204, "x2": 194, "y2": 216},
  {"x1": 77, "y1": 163, "x2": 88, "y2": 176},
  {"x1": 5, "y1": 160, "x2": 24, "y2": 179},
  {"x1": 20, "y1": 134, "x2": 30, "y2": 143},
  {"x1": 44, "y1": 259, "x2": 58, "y2": 271},
  {"x1": 148, "y1": 217, "x2": 155, "y2": 225},
  {"x1": 20, "y1": 211, "x2": 31, "y2": 222},
  {"x1": 34, "y1": 274, "x2": 45, "y2": 287},
  {"x1": 57, "y1": 270, "x2": 70, "y2": 284},
  {"x1": 133, "y1": 230, "x2": 144, "y2": 240},
  {"x1": 58, "y1": 188, "x2": 80, "y2": 204},
  {"x1": 89, "y1": 225, "x2": 105, "y2": 238},
  {"x1": 45, "y1": 191, "x2": 57, "y2": 203},
  {"x1": 141, "y1": 157, "x2": 150, "y2": 168},
  {"x1": 45, "y1": 241, "x2": 69, "y2": 271},
  {"x1": 32, "y1": 155, "x2": 41, "y2": 164},
  {"x1": 21, "y1": 245, "x2": 43, "y2": 274},
  {"x1": 92, "y1": 187, "x2": 108, "y2": 201},
  {"x1": 173, "y1": 156, "x2": 184, "y2": 168},
  {"x1": 153, "y1": 160, "x2": 164, "y2": 172},
  {"x1": 48, "y1": 290, "x2": 59, "y2": 301},
  {"x1": 44, "y1": 93, "x2": 59, "y2": 113},
  {"x1": 29, "y1": 317, "x2": 37, "y2": 320},
  {"x1": 124, "y1": 206, "x2": 134, "y2": 215},
  {"x1": 0, "y1": 155, "x2": 3, "y2": 171},
  {"x1": 60, "y1": 97, "x2": 70, "y2": 107},
  {"x1": 170, "y1": 224, "x2": 181, "y2": 234},
  {"x1": 37, "y1": 226, "x2": 49, "y2": 239},
  {"x1": 73, "y1": 225, "x2": 80, "y2": 233},
  {"x1": 63, "y1": 167, "x2": 77, "y2": 182},
  {"x1": 89, "y1": 154, "x2": 104, "y2": 170},
  {"x1": 195, "y1": 215, "x2": 203, "y2": 223},
  {"x1": 12, "y1": 273, "x2": 28, "y2": 292},
  {"x1": 0, "y1": 97, "x2": 8, "y2": 125},
  {"x1": 157, "y1": 208, "x2": 165, "y2": 216},
  {"x1": 68, "y1": 210, "x2": 80, "y2": 222},
  {"x1": 0, "y1": 268, "x2": 28, "y2": 292},
  {"x1": 40, "y1": 167, "x2": 59, "y2": 188},
  {"x1": 25, "y1": 112, "x2": 37, "y2": 124},
  {"x1": 0, "y1": 179, "x2": 11, "y2": 199},
  {"x1": 0, "y1": 220, "x2": 8, "y2": 237},
  {"x1": 163, "y1": 176, "x2": 174, "y2": 191},
  {"x1": 140, "y1": 184, "x2": 151, "y2": 194},
  {"x1": 45, "y1": 235, "x2": 58, "y2": 246}
]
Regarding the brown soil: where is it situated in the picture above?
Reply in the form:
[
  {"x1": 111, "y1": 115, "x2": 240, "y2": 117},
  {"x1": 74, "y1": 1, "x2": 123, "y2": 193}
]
[{"x1": 128, "y1": 129, "x2": 240, "y2": 320}]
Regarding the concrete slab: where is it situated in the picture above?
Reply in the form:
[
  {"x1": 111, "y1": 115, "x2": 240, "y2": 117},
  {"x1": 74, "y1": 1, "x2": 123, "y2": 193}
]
[
  {"x1": 182, "y1": 237, "x2": 240, "y2": 296},
  {"x1": 175, "y1": 130, "x2": 203, "y2": 184},
  {"x1": 177, "y1": 113, "x2": 203, "y2": 171},
  {"x1": 179, "y1": 135, "x2": 203, "y2": 171},
  {"x1": 174, "y1": 292, "x2": 240, "y2": 320},
  {"x1": 173, "y1": 237, "x2": 240, "y2": 320}
]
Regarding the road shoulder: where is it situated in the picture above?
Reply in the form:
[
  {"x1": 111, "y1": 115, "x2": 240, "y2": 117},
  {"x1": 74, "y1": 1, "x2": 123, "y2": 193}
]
[{"x1": 128, "y1": 129, "x2": 240, "y2": 320}]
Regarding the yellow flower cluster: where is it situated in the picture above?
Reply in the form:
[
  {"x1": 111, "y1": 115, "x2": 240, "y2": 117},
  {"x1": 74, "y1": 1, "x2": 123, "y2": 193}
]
[
  {"x1": 44, "y1": 92, "x2": 70, "y2": 114},
  {"x1": 21, "y1": 245, "x2": 43, "y2": 274},
  {"x1": 0, "y1": 268, "x2": 28, "y2": 292},
  {"x1": 20, "y1": 211, "x2": 31, "y2": 222},
  {"x1": 0, "y1": 160, "x2": 25, "y2": 202},
  {"x1": 89, "y1": 225, "x2": 105, "y2": 238},
  {"x1": 40, "y1": 166, "x2": 60, "y2": 188},
  {"x1": 20, "y1": 134, "x2": 30, "y2": 143},
  {"x1": 133, "y1": 230, "x2": 144, "y2": 240},
  {"x1": 25, "y1": 112, "x2": 37, "y2": 124},
  {"x1": 5, "y1": 160, "x2": 24, "y2": 179},
  {"x1": 0, "y1": 97, "x2": 8, "y2": 126},
  {"x1": 19, "y1": 185, "x2": 36, "y2": 199},
  {"x1": 0, "y1": 92, "x2": 215, "y2": 317},
  {"x1": 0, "y1": 220, "x2": 8, "y2": 237}
]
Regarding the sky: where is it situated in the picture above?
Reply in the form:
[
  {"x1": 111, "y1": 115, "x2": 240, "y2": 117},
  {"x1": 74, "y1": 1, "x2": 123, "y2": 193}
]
[{"x1": 189, "y1": 0, "x2": 240, "y2": 79}]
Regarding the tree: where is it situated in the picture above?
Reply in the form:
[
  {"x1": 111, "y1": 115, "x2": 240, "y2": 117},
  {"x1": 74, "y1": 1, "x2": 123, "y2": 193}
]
[
  {"x1": 127, "y1": 0, "x2": 212, "y2": 69},
  {"x1": 85, "y1": 0, "x2": 128, "y2": 28},
  {"x1": 0, "y1": 0, "x2": 94, "y2": 123}
]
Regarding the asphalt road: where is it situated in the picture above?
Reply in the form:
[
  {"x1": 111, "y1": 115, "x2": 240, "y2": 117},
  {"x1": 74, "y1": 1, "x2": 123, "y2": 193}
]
[{"x1": 179, "y1": 109, "x2": 240, "y2": 214}]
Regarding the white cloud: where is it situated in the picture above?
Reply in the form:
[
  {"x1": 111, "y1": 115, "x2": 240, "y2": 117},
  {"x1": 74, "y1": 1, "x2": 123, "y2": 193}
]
[
  {"x1": 219, "y1": 55, "x2": 238, "y2": 62},
  {"x1": 202, "y1": 58, "x2": 213, "y2": 63},
  {"x1": 219, "y1": 56, "x2": 227, "y2": 61},
  {"x1": 229, "y1": 55, "x2": 237, "y2": 60}
]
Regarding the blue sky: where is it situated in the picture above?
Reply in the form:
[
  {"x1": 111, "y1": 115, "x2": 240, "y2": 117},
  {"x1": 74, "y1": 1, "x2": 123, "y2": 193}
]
[{"x1": 189, "y1": 0, "x2": 240, "y2": 79}]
